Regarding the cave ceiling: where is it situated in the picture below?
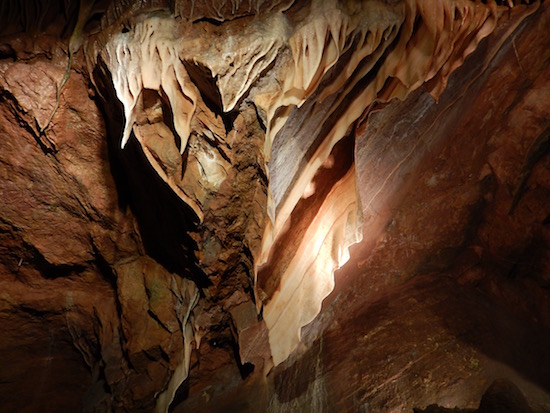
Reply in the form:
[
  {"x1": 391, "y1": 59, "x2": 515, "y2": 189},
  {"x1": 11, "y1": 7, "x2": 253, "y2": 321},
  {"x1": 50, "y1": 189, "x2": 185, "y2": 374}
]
[{"x1": 1, "y1": 0, "x2": 550, "y2": 412}]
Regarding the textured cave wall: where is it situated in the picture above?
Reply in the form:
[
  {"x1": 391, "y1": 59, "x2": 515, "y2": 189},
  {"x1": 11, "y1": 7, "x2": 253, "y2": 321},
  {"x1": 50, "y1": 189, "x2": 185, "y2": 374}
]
[
  {"x1": 171, "y1": 4, "x2": 550, "y2": 412},
  {"x1": 266, "y1": 4, "x2": 550, "y2": 412},
  {"x1": 83, "y1": 0, "x2": 517, "y2": 372},
  {"x1": 0, "y1": 1, "x2": 550, "y2": 413},
  {"x1": 0, "y1": 9, "x2": 200, "y2": 412},
  {"x1": 172, "y1": 4, "x2": 550, "y2": 412}
]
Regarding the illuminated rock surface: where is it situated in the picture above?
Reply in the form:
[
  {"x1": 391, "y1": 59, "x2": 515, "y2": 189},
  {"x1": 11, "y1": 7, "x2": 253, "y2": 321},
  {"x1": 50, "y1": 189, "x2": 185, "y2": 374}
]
[{"x1": 0, "y1": 1, "x2": 549, "y2": 412}]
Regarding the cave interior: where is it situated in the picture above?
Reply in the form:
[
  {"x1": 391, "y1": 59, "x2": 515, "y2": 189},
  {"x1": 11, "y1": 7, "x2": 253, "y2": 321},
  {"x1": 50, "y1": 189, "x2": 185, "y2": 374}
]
[{"x1": 0, "y1": 0, "x2": 550, "y2": 412}]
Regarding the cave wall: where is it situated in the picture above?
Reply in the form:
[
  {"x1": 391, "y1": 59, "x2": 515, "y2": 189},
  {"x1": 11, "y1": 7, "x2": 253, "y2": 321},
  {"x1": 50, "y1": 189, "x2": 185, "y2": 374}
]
[
  {"x1": 173, "y1": 3, "x2": 550, "y2": 412},
  {"x1": 0, "y1": 1, "x2": 549, "y2": 412}
]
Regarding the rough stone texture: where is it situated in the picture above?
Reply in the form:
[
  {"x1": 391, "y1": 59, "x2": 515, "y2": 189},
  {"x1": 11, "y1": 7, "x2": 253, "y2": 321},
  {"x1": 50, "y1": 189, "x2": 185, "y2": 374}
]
[
  {"x1": 0, "y1": 18, "x2": 199, "y2": 413},
  {"x1": 176, "y1": 3, "x2": 550, "y2": 412},
  {"x1": 0, "y1": 1, "x2": 549, "y2": 413},
  {"x1": 414, "y1": 378, "x2": 534, "y2": 413},
  {"x1": 284, "y1": 3, "x2": 550, "y2": 412}
]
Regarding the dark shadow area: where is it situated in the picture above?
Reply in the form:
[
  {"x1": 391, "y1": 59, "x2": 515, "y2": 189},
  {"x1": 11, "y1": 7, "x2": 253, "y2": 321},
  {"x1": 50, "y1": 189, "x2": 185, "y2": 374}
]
[
  {"x1": 0, "y1": 0, "x2": 77, "y2": 37},
  {"x1": 0, "y1": 313, "x2": 93, "y2": 413},
  {"x1": 168, "y1": 380, "x2": 190, "y2": 413},
  {"x1": 414, "y1": 378, "x2": 535, "y2": 413},
  {"x1": 418, "y1": 277, "x2": 550, "y2": 392},
  {"x1": 183, "y1": 59, "x2": 238, "y2": 133},
  {"x1": 91, "y1": 57, "x2": 208, "y2": 287},
  {"x1": 229, "y1": 339, "x2": 255, "y2": 380}
]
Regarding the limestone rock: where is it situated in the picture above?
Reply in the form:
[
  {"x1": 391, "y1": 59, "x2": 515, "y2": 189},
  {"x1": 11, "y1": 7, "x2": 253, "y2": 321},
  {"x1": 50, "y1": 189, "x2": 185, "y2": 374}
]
[{"x1": 1, "y1": 1, "x2": 549, "y2": 412}]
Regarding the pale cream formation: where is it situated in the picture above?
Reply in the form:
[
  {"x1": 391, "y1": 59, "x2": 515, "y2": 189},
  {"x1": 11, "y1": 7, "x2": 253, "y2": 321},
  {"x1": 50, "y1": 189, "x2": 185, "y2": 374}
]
[
  {"x1": 263, "y1": 167, "x2": 362, "y2": 365},
  {"x1": 257, "y1": 0, "x2": 499, "y2": 366},
  {"x1": 257, "y1": 0, "x2": 499, "y2": 259},
  {"x1": 101, "y1": 14, "x2": 204, "y2": 218},
  {"x1": 155, "y1": 278, "x2": 199, "y2": 413}
]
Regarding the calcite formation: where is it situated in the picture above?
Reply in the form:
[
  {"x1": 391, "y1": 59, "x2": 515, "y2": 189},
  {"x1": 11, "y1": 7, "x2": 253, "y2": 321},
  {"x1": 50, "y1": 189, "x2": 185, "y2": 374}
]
[
  {"x1": 0, "y1": 0, "x2": 549, "y2": 412},
  {"x1": 86, "y1": 0, "x2": 529, "y2": 369}
]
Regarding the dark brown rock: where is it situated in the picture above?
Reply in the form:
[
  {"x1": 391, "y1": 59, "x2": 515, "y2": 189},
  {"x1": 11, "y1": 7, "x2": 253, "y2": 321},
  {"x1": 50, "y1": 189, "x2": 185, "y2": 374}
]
[
  {"x1": 1, "y1": 1, "x2": 550, "y2": 413},
  {"x1": 479, "y1": 379, "x2": 533, "y2": 413},
  {"x1": 414, "y1": 378, "x2": 533, "y2": 413}
]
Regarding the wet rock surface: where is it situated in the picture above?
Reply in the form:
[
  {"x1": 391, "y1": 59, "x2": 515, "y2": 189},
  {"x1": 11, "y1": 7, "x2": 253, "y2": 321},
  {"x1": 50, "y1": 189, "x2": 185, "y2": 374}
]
[{"x1": 0, "y1": 1, "x2": 549, "y2": 412}]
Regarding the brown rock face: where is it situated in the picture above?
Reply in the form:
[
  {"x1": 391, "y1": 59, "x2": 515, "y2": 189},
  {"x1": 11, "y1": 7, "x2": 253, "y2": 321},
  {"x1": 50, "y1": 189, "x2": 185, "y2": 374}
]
[
  {"x1": 414, "y1": 378, "x2": 534, "y2": 413},
  {"x1": 1, "y1": 1, "x2": 550, "y2": 412}
]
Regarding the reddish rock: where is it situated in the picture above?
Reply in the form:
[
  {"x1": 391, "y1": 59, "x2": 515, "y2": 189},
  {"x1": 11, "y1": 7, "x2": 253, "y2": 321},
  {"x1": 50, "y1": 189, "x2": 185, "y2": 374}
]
[{"x1": 1, "y1": 1, "x2": 550, "y2": 413}]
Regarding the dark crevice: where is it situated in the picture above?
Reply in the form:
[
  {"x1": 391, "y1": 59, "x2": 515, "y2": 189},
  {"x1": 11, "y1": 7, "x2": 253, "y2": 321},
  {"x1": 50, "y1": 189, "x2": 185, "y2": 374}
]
[
  {"x1": 253, "y1": 103, "x2": 267, "y2": 133},
  {"x1": 0, "y1": 90, "x2": 58, "y2": 156},
  {"x1": 39, "y1": 262, "x2": 87, "y2": 279},
  {"x1": 182, "y1": 59, "x2": 239, "y2": 133},
  {"x1": 147, "y1": 309, "x2": 173, "y2": 334},
  {"x1": 509, "y1": 125, "x2": 550, "y2": 215},
  {"x1": 92, "y1": 244, "x2": 117, "y2": 290},
  {"x1": 190, "y1": 16, "x2": 225, "y2": 26},
  {"x1": 182, "y1": 60, "x2": 222, "y2": 113},
  {"x1": 16, "y1": 305, "x2": 57, "y2": 318},
  {"x1": 91, "y1": 56, "x2": 208, "y2": 287},
  {"x1": 0, "y1": 43, "x2": 16, "y2": 60},
  {"x1": 183, "y1": 57, "x2": 273, "y2": 134},
  {"x1": 17, "y1": 236, "x2": 88, "y2": 279},
  {"x1": 168, "y1": 380, "x2": 190, "y2": 413},
  {"x1": 0, "y1": 0, "x2": 79, "y2": 37},
  {"x1": 221, "y1": 109, "x2": 239, "y2": 134}
]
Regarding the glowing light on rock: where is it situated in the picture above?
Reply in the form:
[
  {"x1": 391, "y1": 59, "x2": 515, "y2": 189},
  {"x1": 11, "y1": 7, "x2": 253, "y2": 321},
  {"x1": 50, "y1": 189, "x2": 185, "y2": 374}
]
[{"x1": 263, "y1": 168, "x2": 362, "y2": 365}]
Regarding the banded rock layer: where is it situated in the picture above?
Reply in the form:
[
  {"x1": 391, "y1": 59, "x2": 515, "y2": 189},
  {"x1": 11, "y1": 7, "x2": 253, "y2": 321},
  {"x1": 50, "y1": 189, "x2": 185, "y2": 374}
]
[{"x1": 1, "y1": 0, "x2": 548, "y2": 412}]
